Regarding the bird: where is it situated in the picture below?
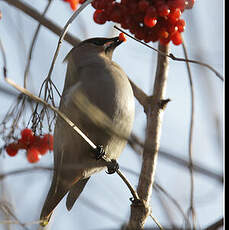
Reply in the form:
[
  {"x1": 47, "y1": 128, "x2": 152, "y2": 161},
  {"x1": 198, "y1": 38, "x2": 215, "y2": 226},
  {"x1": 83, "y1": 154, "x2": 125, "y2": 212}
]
[{"x1": 40, "y1": 36, "x2": 135, "y2": 226}]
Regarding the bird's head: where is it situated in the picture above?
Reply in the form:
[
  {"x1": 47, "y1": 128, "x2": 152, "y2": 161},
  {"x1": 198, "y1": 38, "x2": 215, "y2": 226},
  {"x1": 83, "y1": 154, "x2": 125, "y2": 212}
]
[{"x1": 76, "y1": 36, "x2": 124, "y2": 59}]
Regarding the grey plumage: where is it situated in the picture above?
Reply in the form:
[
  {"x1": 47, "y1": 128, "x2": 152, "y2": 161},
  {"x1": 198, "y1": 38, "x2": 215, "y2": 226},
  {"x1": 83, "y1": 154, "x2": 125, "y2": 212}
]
[{"x1": 40, "y1": 36, "x2": 135, "y2": 226}]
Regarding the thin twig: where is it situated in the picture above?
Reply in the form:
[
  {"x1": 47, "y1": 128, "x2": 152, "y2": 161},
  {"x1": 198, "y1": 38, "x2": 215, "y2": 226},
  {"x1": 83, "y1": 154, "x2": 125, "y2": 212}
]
[
  {"x1": 0, "y1": 37, "x2": 7, "y2": 77},
  {"x1": 116, "y1": 169, "x2": 139, "y2": 201},
  {"x1": 45, "y1": 0, "x2": 93, "y2": 82},
  {"x1": 129, "y1": 134, "x2": 223, "y2": 184},
  {"x1": 2, "y1": 0, "x2": 80, "y2": 46},
  {"x1": 0, "y1": 219, "x2": 41, "y2": 227},
  {"x1": 0, "y1": 166, "x2": 52, "y2": 180},
  {"x1": 23, "y1": 0, "x2": 53, "y2": 88},
  {"x1": 0, "y1": 201, "x2": 30, "y2": 230},
  {"x1": 5, "y1": 77, "x2": 97, "y2": 149},
  {"x1": 114, "y1": 26, "x2": 224, "y2": 81},
  {"x1": 154, "y1": 183, "x2": 191, "y2": 228},
  {"x1": 149, "y1": 213, "x2": 164, "y2": 230},
  {"x1": 182, "y1": 39, "x2": 197, "y2": 230}
]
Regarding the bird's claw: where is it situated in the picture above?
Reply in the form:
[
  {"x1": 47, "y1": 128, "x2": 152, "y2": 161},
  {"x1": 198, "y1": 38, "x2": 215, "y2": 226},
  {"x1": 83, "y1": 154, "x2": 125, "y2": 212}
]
[
  {"x1": 106, "y1": 159, "x2": 119, "y2": 174},
  {"x1": 94, "y1": 145, "x2": 106, "y2": 160}
]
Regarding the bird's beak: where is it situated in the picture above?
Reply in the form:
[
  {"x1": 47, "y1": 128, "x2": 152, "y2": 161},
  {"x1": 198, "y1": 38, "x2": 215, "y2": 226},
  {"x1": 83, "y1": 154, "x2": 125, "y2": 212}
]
[{"x1": 104, "y1": 36, "x2": 123, "y2": 53}]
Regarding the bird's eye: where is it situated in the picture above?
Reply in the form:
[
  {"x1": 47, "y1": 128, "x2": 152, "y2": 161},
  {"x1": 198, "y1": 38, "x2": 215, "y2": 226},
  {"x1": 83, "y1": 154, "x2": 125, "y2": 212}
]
[{"x1": 91, "y1": 39, "x2": 108, "y2": 46}]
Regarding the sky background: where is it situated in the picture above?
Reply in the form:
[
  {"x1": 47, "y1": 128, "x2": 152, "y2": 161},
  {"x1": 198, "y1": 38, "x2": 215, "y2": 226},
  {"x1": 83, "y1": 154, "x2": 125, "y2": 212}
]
[{"x1": 0, "y1": 0, "x2": 224, "y2": 230}]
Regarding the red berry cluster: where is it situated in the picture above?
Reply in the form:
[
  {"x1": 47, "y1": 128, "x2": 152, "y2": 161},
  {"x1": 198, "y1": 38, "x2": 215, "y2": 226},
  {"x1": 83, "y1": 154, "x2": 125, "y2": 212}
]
[
  {"x1": 5, "y1": 128, "x2": 53, "y2": 163},
  {"x1": 78, "y1": 0, "x2": 195, "y2": 46}
]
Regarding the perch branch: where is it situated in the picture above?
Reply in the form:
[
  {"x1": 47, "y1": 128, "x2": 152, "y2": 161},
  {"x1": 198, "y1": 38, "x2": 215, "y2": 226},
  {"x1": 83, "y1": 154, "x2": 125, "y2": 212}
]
[{"x1": 126, "y1": 43, "x2": 170, "y2": 229}]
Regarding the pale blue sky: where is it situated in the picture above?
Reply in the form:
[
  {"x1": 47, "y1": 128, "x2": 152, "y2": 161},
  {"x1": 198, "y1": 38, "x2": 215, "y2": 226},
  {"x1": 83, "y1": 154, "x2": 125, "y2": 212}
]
[{"x1": 0, "y1": 1, "x2": 224, "y2": 229}]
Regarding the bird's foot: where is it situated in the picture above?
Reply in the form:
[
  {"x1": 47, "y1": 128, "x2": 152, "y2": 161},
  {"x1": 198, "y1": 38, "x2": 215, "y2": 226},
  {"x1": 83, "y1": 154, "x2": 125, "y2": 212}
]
[
  {"x1": 106, "y1": 159, "x2": 119, "y2": 174},
  {"x1": 94, "y1": 145, "x2": 106, "y2": 160}
]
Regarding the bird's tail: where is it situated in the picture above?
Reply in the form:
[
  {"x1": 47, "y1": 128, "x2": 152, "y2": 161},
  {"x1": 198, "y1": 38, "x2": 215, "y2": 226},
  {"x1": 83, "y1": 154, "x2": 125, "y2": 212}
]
[
  {"x1": 40, "y1": 181, "x2": 68, "y2": 227},
  {"x1": 66, "y1": 177, "x2": 90, "y2": 211}
]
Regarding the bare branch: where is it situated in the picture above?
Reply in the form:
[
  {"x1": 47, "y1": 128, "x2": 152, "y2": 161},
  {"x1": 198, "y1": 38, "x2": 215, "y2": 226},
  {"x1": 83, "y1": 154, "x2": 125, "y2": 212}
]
[
  {"x1": 182, "y1": 40, "x2": 197, "y2": 229},
  {"x1": 126, "y1": 43, "x2": 170, "y2": 230},
  {"x1": 114, "y1": 26, "x2": 224, "y2": 81},
  {"x1": 204, "y1": 218, "x2": 224, "y2": 230},
  {"x1": 2, "y1": 0, "x2": 80, "y2": 46},
  {"x1": 45, "y1": 0, "x2": 93, "y2": 82},
  {"x1": 23, "y1": 0, "x2": 53, "y2": 88}
]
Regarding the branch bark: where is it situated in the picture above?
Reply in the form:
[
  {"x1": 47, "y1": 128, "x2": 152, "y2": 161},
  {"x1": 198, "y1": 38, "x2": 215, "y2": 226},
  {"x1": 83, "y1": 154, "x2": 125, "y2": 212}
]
[
  {"x1": 2, "y1": 0, "x2": 80, "y2": 46},
  {"x1": 205, "y1": 218, "x2": 224, "y2": 230},
  {"x1": 126, "y1": 44, "x2": 170, "y2": 229}
]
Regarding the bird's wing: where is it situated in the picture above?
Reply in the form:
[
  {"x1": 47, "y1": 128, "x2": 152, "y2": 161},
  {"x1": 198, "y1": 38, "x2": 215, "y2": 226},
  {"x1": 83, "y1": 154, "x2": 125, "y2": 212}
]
[
  {"x1": 66, "y1": 177, "x2": 90, "y2": 211},
  {"x1": 40, "y1": 149, "x2": 69, "y2": 225}
]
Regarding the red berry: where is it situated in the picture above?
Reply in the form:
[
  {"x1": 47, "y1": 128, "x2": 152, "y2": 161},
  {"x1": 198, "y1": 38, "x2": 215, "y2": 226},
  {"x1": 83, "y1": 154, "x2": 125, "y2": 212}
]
[
  {"x1": 20, "y1": 128, "x2": 34, "y2": 145},
  {"x1": 27, "y1": 148, "x2": 41, "y2": 163},
  {"x1": 168, "y1": 8, "x2": 181, "y2": 24},
  {"x1": 70, "y1": 0, "x2": 79, "y2": 11},
  {"x1": 168, "y1": 0, "x2": 185, "y2": 11},
  {"x1": 158, "y1": 27, "x2": 169, "y2": 39},
  {"x1": 134, "y1": 27, "x2": 145, "y2": 40},
  {"x1": 91, "y1": 0, "x2": 107, "y2": 10},
  {"x1": 167, "y1": 24, "x2": 178, "y2": 35},
  {"x1": 119, "y1": 32, "x2": 127, "y2": 42},
  {"x1": 176, "y1": 19, "x2": 186, "y2": 32},
  {"x1": 43, "y1": 134, "x2": 54, "y2": 151},
  {"x1": 144, "y1": 15, "x2": 157, "y2": 28},
  {"x1": 5, "y1": 143, "x2": 19, "y2": 157},
  {"x1": 32, "y1": 136, "x2": 48, "y2": 155},
  {"x1": 138, "y1": 0, "x2": 150, "y2": 12},
  {"x1": 159, "y1": 34, "x2": 171, "y2": 45},
  {"x1": 93, "y1": 9, "x2": 107, "y2": 24},
  {"x1": 87, "y1": 0, "x2": 188, "y2": 46},
  {"x1": 129, "y1": 2, "x2": 138, "y2": 15},
  {"x1": 110, "y1": 8, "x2": 122, "y2": 23},
  {"x1": 171, "y1": 31, "x2": 183, "y2": 45},
  {"x1": 185, "y1": 0, "x2": 195, "y2": 9},
  {"x1": 64, "y1": 0, "x2": 79, "y2": 11},
  {"x1": 157, "y1": 4, "x2": 170, "y2": 17},
  {"x1": 146, "y1": 6, "x2": 157, "y2": 18}
]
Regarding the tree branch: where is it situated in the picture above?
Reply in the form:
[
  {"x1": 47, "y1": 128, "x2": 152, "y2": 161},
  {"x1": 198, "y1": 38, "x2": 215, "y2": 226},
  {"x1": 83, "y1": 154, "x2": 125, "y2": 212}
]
[
  {"x1": 126, "y1": 44, "x2": 170, "y2": 229},
  {"x1": 205, "y1": 218, "x2": 224, "y2": 230},
  {"x1": 2, "y1": 0, "x2": 80, "y2": 46}
]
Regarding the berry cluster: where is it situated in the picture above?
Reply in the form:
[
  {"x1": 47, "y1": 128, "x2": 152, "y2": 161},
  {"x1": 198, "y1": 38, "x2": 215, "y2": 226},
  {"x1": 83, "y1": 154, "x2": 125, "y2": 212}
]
[
  {"x1": 78, "y1": 0, "x2": 195, "y2": 46},
  {"x1": 5, "y1": 128, "x2": 53, "y2": 163}
]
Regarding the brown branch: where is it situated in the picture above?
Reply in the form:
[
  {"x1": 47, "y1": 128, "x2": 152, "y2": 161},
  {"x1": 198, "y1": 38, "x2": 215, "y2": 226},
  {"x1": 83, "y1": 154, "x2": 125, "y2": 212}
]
[
  {"x1": 129, "y1": 134, "x2": 223, "y2": 184},
  {"x1": 114, "y1": 26, "x2": 224, "y2": 81},
  {"x1": 2, "y1": 0, "x2": 80, "y2": 46},
  {"x1": 45, "y1": 0, "x2": 93, "y2": 82},
  {"x1": 204, "y1": 218, "x2": 224, "y2": 230},
  {"x1": 23, "y1": 0, "x2": 53, "y2": 88},
  {"x1": 126, "y1": 44, "x2": 170, "y2": 230},
  {"x1": 182, "y1": 40, "x2": 197, "y2": 229}
]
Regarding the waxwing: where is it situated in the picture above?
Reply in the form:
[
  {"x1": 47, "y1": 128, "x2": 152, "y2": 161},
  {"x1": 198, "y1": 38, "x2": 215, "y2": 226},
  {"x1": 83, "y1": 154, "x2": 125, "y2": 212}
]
[{"x1": 40, "y1": 36, "x2": 135, "y2": 225}]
